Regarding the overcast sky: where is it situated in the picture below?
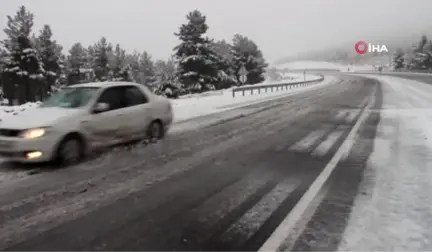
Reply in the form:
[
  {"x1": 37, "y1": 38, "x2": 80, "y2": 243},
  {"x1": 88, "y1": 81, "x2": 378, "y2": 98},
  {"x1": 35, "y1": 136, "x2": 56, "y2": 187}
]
[{"x1": 1, "y1": 0, "x2": 432, "y2": 63}]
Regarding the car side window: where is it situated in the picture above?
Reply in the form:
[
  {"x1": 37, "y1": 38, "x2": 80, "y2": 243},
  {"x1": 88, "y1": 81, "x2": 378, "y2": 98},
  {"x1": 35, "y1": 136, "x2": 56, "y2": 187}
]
[
  {"x1": 95, "y1": 87, "x2": 126, "y2": 112},
  {"x1": 124, "y1": 86, "x2": 149, "y2": 107}
]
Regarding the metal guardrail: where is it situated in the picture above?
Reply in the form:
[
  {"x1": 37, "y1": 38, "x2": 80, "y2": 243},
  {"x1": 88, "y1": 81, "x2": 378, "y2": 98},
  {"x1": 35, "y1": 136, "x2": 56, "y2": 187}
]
[{"x1": 232, "y1": 76, "x2": 325, "y2": 97}]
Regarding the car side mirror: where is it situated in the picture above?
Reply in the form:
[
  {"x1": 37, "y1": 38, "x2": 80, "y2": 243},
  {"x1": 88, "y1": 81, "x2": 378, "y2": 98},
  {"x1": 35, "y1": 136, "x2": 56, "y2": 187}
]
[{"x1": 92, "y1": 102, "x2": 110, "y2": 113}]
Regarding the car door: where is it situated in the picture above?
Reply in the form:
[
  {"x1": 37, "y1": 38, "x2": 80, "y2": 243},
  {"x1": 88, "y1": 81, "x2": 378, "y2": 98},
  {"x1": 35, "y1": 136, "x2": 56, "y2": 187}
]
[
  {"x1": 123, "y1": 85, "x2": 152, "y2": 140},
  {"x1": 82, "y1": 86, "x2": 128, "y2": 148}
]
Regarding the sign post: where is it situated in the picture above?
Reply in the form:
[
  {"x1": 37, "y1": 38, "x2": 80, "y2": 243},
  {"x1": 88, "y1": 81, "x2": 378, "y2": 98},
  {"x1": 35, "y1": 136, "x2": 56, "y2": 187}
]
[{"x1": 238, "y1": 65, "x2": 248, "y2": 85}]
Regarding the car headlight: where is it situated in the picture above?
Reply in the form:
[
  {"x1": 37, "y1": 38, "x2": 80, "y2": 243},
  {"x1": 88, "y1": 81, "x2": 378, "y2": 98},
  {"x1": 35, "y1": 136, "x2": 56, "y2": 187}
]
[{"x1": 20, "y1": 128, "x2": 46, "y2": 139}]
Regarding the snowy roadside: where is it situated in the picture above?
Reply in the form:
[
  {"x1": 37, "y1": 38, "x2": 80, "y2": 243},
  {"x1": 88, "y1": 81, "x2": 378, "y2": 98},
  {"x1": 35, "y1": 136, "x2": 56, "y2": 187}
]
[
  {"x1": 176, "y1": 73, "x2": 318, "y2": 99},
  {"x1": 172, "y1": 74, "x2": 329, "y2": 122},
  {"x1": 338, "y1": 75, "x2": 432, "y2": 251}
]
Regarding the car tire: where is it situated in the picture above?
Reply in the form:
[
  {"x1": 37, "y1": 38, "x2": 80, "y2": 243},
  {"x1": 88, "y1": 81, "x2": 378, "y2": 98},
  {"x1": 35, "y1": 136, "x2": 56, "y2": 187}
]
[
  {"x1": 56, "y1": 135, "x2": 83, "y2": 167},
  {"x1": 146, "y1": 120, "x2": 164, "y2": 142}
]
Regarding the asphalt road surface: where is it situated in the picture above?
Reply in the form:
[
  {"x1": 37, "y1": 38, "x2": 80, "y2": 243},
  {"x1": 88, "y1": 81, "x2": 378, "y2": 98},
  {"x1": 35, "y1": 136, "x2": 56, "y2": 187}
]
[{"x1": 0, "y1": 75, "x2": 382, "y2": 251}]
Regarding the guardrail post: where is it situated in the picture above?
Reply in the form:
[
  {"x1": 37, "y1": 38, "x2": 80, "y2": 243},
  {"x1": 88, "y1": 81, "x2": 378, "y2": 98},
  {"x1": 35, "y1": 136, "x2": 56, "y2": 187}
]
[
  {"x1": 271, "y1": 87, "x2": 273, "y2": 92},
  {"x1": 242, "y1": 90, "x2": 245, "y2": 96},
  {"x1": 258, "y1": 88, "x2": 261, "y2": 94},
  {"x1": 232, "y1": 89, "x2": 235, "y2": 97},
  {"x1": 251, "y1": 89, "x2": 253, "y2": 95},
  {"x1": 265, "y1": 87, "x2": 267, "y2": 92}
]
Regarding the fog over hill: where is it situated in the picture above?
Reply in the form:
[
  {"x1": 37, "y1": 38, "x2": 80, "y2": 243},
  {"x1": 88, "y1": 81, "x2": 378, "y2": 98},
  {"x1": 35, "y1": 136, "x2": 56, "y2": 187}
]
[{"x1": 275, "y1": 28, "x2": 432, "y2": 66}]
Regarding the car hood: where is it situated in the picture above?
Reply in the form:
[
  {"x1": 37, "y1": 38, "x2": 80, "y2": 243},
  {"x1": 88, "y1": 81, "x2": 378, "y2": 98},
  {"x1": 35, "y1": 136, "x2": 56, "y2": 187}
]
[{"x1": 0, "y1": 107, "x2": 80, "y2": 130}]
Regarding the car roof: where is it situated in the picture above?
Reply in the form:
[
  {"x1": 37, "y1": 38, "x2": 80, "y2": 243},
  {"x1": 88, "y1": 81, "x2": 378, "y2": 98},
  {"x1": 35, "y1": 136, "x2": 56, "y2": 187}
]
[{"x1": 69, "y1": 81, "x2": 142, "y2": 89}]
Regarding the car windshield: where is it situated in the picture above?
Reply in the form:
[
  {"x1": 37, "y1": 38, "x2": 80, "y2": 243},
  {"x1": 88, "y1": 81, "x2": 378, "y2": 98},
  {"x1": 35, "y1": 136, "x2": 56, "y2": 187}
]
[{"x1": 40, "y1": 87, "x2": 99, "y2": 108}]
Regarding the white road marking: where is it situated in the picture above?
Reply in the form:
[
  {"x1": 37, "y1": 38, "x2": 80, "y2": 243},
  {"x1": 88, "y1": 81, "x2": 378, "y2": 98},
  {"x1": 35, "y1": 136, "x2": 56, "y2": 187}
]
[
  {"x1": 289, "y1": 129, "x2": 327, "y2": 152},
  {"x1": 218, "y1": 179, "x2": 300, "y2": 245},
  {"x1": 311, "y1": 127, "x2": 345, "y2": 157},
  {"x1": 258, "y1": 88, "x2": 375, "y2": 252}
]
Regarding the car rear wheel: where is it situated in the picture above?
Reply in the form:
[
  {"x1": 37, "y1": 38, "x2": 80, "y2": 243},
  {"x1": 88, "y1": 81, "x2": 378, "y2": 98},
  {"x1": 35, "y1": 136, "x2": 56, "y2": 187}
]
[
  {"x1": 56, "y1": 136, "x2": 83, "y2": 166},
  {"x1": 147, "y1": 121, "x2": 164, "y2": 142}
]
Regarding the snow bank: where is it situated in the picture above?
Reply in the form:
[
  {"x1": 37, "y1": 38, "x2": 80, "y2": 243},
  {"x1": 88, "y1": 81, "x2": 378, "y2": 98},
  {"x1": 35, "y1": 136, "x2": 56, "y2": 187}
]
[
  {"x1": 173, "y1": 75, "x2": 334, "y2": 122},
  {"x1": 339, "y1": 75, "x2": 432, "y2": 251}
]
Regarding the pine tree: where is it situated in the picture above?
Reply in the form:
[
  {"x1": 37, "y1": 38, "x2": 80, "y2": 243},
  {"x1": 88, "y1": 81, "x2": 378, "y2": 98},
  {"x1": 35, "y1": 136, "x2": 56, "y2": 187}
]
[
  {"x1": 67, "y1": 43, "x2": 87, "y2": 69},
  {"x1": 92, "y1": 37, "x2": 113, "y2": 81},
  {"x1": 138, "y1": 51, "x2": 156, "y2": 88},
  {"x1": 38, "y1": 25, "x2": 62, "y2": 93},
  {"x1": 112, "y1": 43, "x2": 125, "y2": 79},
  {"x1": 231, "y1": 34, "x2": 268, "y2": 84},
  {"x1": 411, "y1": 35, "x2": 430, "y2": 69},
  {"x1": 2, "y1": 6, "x2": 34, "y2": 52},
  {"x1": 173, "y1": 10, "x2": 222, "y2": 93},
  {"x1": 1, "y1": 6, "x2": 45, "y2": 104},
  {"x1": 125, "y1": 51, "x2": 140, "y2": 82},
  {"x1": 213, "y1": 40, "x2": 237, "y2": 89},
  {"x1": 3, "y1": 35, "x2": 45, "y2": 103},
  {"x1": 66, "y1": 43, "x2": 88, "y2": 85},
  {"x1": 392, "y1": 48, "x2": 405, "y2": 71},
  {"x1": 0, "y1": 47, "x2": 6, "y2": 98},
  {"x1": 154, "y1": 58, "x2": 182, "y2": 98}
]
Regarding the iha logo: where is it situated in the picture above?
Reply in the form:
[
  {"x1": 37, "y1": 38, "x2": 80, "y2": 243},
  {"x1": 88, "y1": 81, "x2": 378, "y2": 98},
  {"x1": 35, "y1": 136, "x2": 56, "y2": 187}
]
[{"x1": 355, "y1": 41, "x2": 388, "y2": 54}]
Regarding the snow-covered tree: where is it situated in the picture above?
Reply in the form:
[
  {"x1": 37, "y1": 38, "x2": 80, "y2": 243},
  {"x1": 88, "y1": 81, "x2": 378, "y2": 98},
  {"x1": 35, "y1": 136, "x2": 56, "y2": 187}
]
[
  {"x1": 1, "y1": 6, "x2": 46, "y2": 103},
  {"x1": 173, "y1": 10, "x2": 223, "y2": 93},
  {"x1": 409, "y1": 35, "x2": 432, "y2": 70},
  {"x1": 231, "y1": 34, "x2": 268, "y2": 84},
  {"x1": 125, "y1": 51, "x2": 140, "y2": 82},
  {"x1": 66, "y1": 42, "x2": 90, "y2": 85},
  {"x1": 154, "y1": 59, "x2": 176, "y2": 82},
  {"x1": 67, "y1": 42, "x2": 87, "y2": 70},
  {"x1": 112, "y1": 44, "x2": 125, "y2": 76},
  {"x1": 213, "y1": 40, "x2": 237, "y2": 89},
  {"x1": 138, "y1": 51, "x2": 156, "y2": 87},
  {"x1": 37, "y1": 25, "x2": 63, "y2": 93},
  {"x1": 392, "y1": 48, "x2": 405, "y2": 71},
  {"x1": 2, "y1": 35, "x2": 45, "y2": 103},
  {"x1": 107, "y1": 44, "x2": 132, "y2": 82},
  {"x1": 2, "y1": 6, "x2": 34, "y2": 52},
  {"x1": 92, "y1": 37, "x2": 113, "y2": 81},
  {"x1": 0, "y1": 47, "x2": 6, "y2": 72},
  {"x1": 154, "y1": 58, "x2": 183, "y2": 98}
]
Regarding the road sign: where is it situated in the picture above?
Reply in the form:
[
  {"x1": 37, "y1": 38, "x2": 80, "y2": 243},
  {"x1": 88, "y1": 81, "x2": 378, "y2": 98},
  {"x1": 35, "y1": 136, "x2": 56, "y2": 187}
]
[
  {"x1": 239, "y1": 74, "x2": 247, "y2": 84},
  {"x1": 238, "y1": 65, "x2": 247, "y2": 76}
]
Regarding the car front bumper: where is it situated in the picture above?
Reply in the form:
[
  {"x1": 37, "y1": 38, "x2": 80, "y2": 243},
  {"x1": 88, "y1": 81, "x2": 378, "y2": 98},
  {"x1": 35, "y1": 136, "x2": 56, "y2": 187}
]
[{"x1": 0, "y1": 134, "x2": 61, "y2": 163}]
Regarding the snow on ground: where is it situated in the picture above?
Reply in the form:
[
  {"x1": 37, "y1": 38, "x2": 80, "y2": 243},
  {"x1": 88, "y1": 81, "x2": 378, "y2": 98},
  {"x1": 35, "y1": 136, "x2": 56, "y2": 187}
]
[
  {"x1": 338, "y1": 75, "x2": 432, "y2": 251},
  {"x1": 173, "y1": 75, "x2": 334, "y2": 122}
]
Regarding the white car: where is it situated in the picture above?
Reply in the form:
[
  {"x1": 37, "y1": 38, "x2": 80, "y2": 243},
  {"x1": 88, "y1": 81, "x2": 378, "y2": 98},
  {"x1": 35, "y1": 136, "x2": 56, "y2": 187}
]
[{"x1": 0, "y1": 82, "x2": 173, "y2": 165}]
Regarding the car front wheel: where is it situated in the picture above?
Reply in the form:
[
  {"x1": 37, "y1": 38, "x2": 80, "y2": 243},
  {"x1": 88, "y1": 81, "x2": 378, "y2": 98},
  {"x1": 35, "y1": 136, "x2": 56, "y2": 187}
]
[
  {"x1": 56, "y1": 136, "x2": 83, "y2": 166},
  {"x1": 147, "y1": 121, "x2": 164, "y2": 142}
]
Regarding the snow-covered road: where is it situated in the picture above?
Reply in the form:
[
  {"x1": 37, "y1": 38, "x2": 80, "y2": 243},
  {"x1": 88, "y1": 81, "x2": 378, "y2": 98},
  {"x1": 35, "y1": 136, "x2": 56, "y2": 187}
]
[{"x1": 339, "y1": 75, "x2": 432, "y2": 251}]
